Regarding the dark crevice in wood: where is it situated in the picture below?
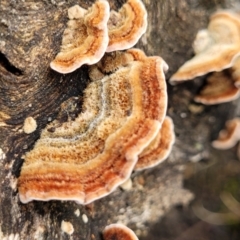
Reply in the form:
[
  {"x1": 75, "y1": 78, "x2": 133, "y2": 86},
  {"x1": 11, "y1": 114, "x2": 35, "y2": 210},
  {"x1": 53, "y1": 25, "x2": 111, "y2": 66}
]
[{"x1": 0, "y1": 52, "x2": 23, "y2": 76}]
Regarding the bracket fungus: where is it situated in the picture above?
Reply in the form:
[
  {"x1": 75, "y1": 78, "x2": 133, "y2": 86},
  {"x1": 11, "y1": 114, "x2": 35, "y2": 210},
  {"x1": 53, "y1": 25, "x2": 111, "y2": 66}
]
[
  {"x1": 212, "y1": 118, "x2": 240, "y2": 149},
  {"x1": 194, "y1": 71, "x2": 240, "y2": 105},
  {"x1": 106, "y1": 0, "x2": 147, "y2": 52},
  {"x1": 50, "y1": 0, "x2": 110, "y2": 74},
  {"x1": 170, "y1": 11, "x2": 240, "y2": 84},
  {"x1": 135, "y1": 116, "x2": 175, "y2": 171},
  {"x1": 18, "y1": 49, "x2": 170, "y2": 204},
  {"x1": 103, "y1": 223, "x2": 138, "y2": 240}
]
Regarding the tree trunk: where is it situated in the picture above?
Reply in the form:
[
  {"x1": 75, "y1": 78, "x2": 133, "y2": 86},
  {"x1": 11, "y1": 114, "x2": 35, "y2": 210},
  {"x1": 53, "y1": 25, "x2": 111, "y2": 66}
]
[{"x1": 0, "y1": 0, "x2": 239, "y2": 239}]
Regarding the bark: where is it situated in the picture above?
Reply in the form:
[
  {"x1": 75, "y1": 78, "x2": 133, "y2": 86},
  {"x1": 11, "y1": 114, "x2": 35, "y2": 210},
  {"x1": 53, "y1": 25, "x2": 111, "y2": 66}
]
[{"x1": 0, "y1": 0, "x2": 239, "y2": 239}]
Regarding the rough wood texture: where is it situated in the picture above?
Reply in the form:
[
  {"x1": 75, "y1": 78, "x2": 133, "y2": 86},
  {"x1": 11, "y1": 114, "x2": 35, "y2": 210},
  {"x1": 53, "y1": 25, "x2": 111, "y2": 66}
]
[{"x1": 0, "y1": 0, "x2": 239, "y2": 239}]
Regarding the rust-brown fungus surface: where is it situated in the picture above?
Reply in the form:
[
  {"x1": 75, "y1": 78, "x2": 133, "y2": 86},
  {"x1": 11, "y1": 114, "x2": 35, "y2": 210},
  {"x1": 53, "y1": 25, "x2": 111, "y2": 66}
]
[
  {"x1": 106, "y1": 0, "x2": 147, "y2": 52},
  {"x1": 103, "y1": 223, "x2": 138, "y2": 240},
  {"x1": 170, "y1": 11, "x2": 240, "y2": 84},
  {"x1": 18, "y1": 49, "x2": 168, "y2": 205},
  {"x1": 194, "y1": 71, "x2": 240, "y2": 105},
  {"x1": 135, "y1": 116, "x2": 175, "y2": 170},
  {"x1": 212, "y1": 118, "x2": 240, "y2": 149},
  {"x1": 50, "y1": 0, "x2": 110, "y2": 74}
]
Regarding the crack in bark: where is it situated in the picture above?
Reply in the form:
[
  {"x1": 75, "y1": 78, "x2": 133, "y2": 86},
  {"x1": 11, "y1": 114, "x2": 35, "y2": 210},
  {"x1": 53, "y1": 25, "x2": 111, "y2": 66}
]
[{"x1": 0, "y1": 52, "x2": 23, "y2": 76}]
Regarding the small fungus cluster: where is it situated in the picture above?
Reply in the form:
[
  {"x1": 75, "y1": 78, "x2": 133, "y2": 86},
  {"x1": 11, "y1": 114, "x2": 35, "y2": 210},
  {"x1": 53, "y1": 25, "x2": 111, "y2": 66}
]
[
  {"x1": 18, "y1": 0, "x2": 174, "y2": 204},
  {"x1": 170, "y1": 10, "x2": 240, "y2": 105},
  {"x1": 50, "y1": 0, "x2": 147, "y2": 73}
]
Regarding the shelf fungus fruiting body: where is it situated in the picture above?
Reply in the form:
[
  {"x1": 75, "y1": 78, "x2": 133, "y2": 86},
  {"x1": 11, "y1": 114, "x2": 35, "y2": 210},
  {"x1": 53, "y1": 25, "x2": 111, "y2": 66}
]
[
  {"x1": 170, "y1": 11, "x2": 240, "y2": 84},
  {"x1": 50, "y1": 0, "x2": 110, "y2": 74},
  {"x1": 135, "y1": 116, "x2": 175, "y2": 171},
  {"x1": 212, "y1": 118, "x2": 240, "y2": 149},
  {"x1": 194, "y1": 71, "x2": 240, "y2": 105},
  {"x1": 18, "y1": 49, "x2": 169, "y2": 204},
  {"x1": 106, "y1": 0, "x2": 147, "y2": 52},
  {"x1": 103, "y1": 223, "x2": 138, "y2": 240}
]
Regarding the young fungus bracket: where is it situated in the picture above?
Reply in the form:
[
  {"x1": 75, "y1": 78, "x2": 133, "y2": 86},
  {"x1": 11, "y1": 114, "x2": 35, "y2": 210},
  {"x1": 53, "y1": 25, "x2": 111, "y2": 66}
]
[{"x1": 50, "y1": 0, "x2": 110, "y2": 74}]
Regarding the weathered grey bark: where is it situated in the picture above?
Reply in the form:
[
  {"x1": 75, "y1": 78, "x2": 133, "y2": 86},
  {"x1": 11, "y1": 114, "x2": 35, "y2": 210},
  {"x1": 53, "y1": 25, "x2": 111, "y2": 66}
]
[{"x1": 0, "y1": 0, "x2": 239, "y2": 239}]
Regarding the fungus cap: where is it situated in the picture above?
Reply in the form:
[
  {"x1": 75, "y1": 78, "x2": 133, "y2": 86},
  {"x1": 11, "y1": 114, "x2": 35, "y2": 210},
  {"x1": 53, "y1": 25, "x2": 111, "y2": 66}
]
[
  {"x1": 135, "y1": 116, "x2": 175, "y2": 170},
  {"x1": 50, "y1": 0, "x2": 110, "y2": 74},
  {"x1": 103, "y1": 224, "x2": 138, "y2": 240},
  {"x1": 18, "y1": 49, "x2": 168, "y2": 205},
  {"x1": 194, "y1": 71, "x2": 240, "y2": 105},
  {"x1": 106, "y1": 0, "x2": 147, "y2": 52},
  {"x1": 170, "y1": 11, "x2": 240, "y2": 84},
  {"x1": 212, "y1": 118, "x2": 240, "y2": 149}
]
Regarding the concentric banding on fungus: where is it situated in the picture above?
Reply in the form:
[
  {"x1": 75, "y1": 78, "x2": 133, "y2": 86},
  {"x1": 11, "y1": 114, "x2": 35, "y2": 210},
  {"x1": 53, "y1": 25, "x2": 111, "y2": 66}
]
[
  {"x1": 50, "y1": 0, "x2": 110, "y2": 74},
  {"x1": 18, "y1": 49, "x2": 168, "y2": 205},
  {"x1": 106, "y1": 0, "x2": 147, "y2": 52}
]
